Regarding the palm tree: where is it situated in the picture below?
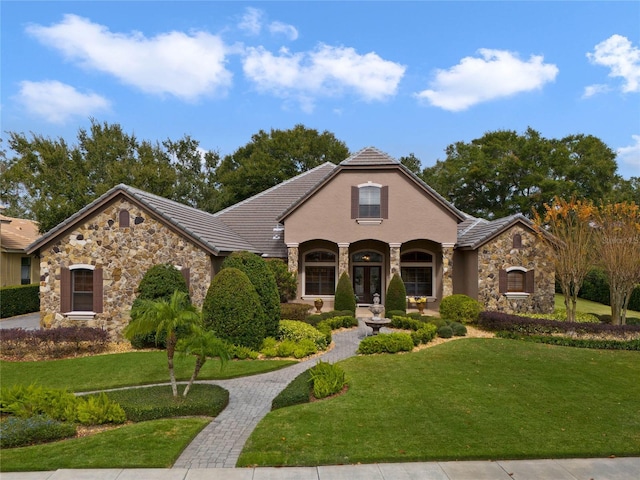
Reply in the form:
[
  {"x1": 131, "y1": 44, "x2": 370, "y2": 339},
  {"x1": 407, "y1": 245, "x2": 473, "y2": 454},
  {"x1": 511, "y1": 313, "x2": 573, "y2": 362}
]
[
  {"x1": 123, "y1": 290, "x2": 199, "y2": 397},
  {"x1": 177, "y1": 326, "x2": 230, "y2": 397}
]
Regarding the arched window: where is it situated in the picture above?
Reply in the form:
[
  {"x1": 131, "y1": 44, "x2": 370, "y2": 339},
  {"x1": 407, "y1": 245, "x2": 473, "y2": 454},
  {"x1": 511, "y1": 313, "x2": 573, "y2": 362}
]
[
  {"x1": 507, "y1": 270, "x2": 526, "y2": 292},
  {"x1": 513, "y1": 233, "x2": 522, "y2": 249},
  {"x1": 400, "y1": 250, "x2": 434, "y2": 297},
  {"x1": 351, "y1": 183, "x2": 388, "y2": 220},
  {"x1": 72, "y1": 268, "x2": 94, "y2": 311},
  {"x1": 119, "y1": 209, "x2": 130, "y2": 228},
  {"x1": 304, "y1": 250, "x2": 336, "y2": 296},
  {"x1": 499, "y1": 267, "x2": 534, "y2": 295},
  {"x1": 60, "y1": 264, "x2": 103, "y2": 314}
]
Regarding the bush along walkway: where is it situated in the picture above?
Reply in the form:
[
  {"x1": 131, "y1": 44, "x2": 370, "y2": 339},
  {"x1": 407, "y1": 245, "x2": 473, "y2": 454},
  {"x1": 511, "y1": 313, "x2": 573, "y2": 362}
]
[{"x1": 173, "y1": 325, "x2": 365, "y2": 469}]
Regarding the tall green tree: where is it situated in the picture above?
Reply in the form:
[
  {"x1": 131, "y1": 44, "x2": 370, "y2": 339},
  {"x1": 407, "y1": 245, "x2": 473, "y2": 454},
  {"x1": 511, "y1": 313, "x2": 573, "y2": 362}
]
[
  {"x1": 422, "y1": 128, "x2": 618, "y2": 219},
  {"x1": 123, "y1": 290, "x2": 200, "y2": 397},
  {"x1": 213, "y1": 124, "x2": 349, "y2": 209}
]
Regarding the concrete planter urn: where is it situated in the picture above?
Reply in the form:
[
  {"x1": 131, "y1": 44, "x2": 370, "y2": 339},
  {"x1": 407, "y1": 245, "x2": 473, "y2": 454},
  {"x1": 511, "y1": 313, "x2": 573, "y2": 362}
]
[{"x1": 314, "y1": 298, "x2": 323, "y2": 313}]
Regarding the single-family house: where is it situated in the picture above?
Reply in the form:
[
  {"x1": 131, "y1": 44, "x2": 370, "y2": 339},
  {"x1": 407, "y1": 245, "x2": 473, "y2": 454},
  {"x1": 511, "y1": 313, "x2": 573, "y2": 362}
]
[
  {"x1": 27, "y1": 147, "x2": 555, "y2": 337},
  {"x1": 1, "y1": 213, "x2": 40, "y2": 287}
]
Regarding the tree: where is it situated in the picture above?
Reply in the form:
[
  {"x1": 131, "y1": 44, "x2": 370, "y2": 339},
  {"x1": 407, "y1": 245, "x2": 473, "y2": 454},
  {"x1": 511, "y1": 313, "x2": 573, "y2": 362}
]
[
  {"x1": 266, "y1": 258, "x2": 297, "y2": 303},
  {"x1": 399, "y1": 153, "x2": 422, "y2": 176},
  {"x1": 334, "y1": 272, "x2": 356, "y2": 313},
  {"x1": 213, "y1": 124, "x2": 349, "y2": 209},
  {"x1": 177, "y1": 326, "x2": 230, "y2": 397},
  {"x1": 386, "y1": 273, "x2": 407, "y2": 313},
  {"x1": 2, "y1": 119, "x2": 220, "y2": 232},
  {"x1": 422, "y1": 128, "x2": 618, "y2": 219},
  {"x1": 593, "y1": 202, "x2": 640, "y2": 325},
  {"x1": 123, "y1": 290, "x2": 200, "y2": 397},
  {"x1": 533, "y1": 197, "x2": 596, "y2": 322}
]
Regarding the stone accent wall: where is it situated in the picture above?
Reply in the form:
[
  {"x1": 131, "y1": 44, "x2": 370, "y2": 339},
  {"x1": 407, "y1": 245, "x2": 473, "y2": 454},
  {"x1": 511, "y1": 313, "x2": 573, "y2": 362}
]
[
  {"x1": 338, "y1": 244, "x2": 350, "y2": 277},
  {"x1": 442, "y1": 245, "x2": 454, "y2": 298},
  {"x1": 477, "y1": 226, "x2": 554, "y2": 314},
  {"x1": 287, "y1": 245, "x2": 299, "y2": 274},
  {"x1": 39, "y1": 198, "x2": 212, "y2": 339},
  {"x1": 389, "y1": 244, "x2": 401, "y2": 278}
]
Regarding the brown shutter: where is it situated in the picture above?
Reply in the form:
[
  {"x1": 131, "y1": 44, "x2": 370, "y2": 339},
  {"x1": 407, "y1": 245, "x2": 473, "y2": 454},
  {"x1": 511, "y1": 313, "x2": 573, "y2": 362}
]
[
  {"x1": 93, "y1": 268, "x2": 103, "y2": 313},
  {"x1": 351, "y1": 186, "x2": 358, "y2": 219},
  {"x1": 525, "y1": 270, "x2": 535, "y2": 294},
  {"x1": 498, "y1": 269, "x2": 507, "y2": 294},
  {"x1": 119, "y1": 210, "x2": 130, "y2": 228},
  {"x1": 381, "y1": 186, "x2": 389, "y2": 219},
  {"x1": 181, "y1": 267, "x2": 191, "y2": 293},
  {"x1": 60, "y1": 267, "x2": 71, "y2": 313}
]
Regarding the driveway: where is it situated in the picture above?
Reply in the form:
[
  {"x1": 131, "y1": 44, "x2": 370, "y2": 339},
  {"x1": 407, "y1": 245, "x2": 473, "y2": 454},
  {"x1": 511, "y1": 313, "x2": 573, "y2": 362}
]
[{"x1": 0, "y1": 312, "x2": 40, "y2": 330}]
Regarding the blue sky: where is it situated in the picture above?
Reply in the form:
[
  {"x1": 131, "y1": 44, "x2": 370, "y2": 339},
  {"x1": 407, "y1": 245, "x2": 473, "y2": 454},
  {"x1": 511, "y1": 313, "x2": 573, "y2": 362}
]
[{"x1": 2, "y1": 1, "x2": 639, "y2": 179}]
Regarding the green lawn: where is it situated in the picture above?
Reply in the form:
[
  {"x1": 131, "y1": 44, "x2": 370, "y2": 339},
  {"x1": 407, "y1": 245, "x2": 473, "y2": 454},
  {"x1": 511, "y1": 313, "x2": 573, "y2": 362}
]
[
  {"x1": 0, "y1": 352, "x2": 295, "y2": 392},
  {"x1": 239, "y1": 338, "x2": 640, "y2": 466},
  {"x1": 0, "y1": 418, "x2": 209, "y2": 471},
  {"x1": 554, "y1": 293, "x2": 640, "y2": 319}
]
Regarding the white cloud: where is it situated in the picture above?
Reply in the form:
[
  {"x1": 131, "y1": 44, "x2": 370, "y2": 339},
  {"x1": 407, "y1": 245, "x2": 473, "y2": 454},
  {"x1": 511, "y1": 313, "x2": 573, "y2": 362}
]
[
  {"x1": 238, "y1": 7, "x2": 263, "y2": 36},
  {"x1": 587, "y1": 35, "x2": 640, "y2": 93},
  {"x1": 16, "y1": 80, "x2": 110, "y2": 124},
  {"x1": 617, "y1": 135, "x2": 640, "y2": 170},
  {"x1": 269, "y1": 21, "x2": 298, "y2": 41},
  {"x1": 242, "y1": 44, "x2": 405, "y2": 111},
  {"x1": 582, "y1": 83, "x2": 611, "y2": 98},
  {"x1": 414, "y1": 49, "x2": 559, "y2": 111},
  {"x1": 26, "y1": 14, "x2": 232, "y2": 101}
]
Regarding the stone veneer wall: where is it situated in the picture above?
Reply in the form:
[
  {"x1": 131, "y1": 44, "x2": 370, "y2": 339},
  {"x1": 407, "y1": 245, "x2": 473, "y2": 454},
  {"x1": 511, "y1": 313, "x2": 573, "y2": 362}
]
[
  {"x1": 477, "y1": 226, "x2": 555, "y2": 314},
  {"x1": 39, "y1": 198, "x2": 212, "y2": 339}
]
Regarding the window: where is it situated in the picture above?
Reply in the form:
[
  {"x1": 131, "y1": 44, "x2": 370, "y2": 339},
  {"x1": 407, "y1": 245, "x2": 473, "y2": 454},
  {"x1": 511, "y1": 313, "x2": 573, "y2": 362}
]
[
  {"x1": 60, "y1": 265, "x2": 103, "y2": 314},
  {"x1": 21, "y1": 257, "x2": 31, "y2": 285},
  {"x1": 119, "y1": 209, "x2": 130, "y2": 228},
  {"x1": 351, "y1": 184, "x2": 388, "y2": 219},
  {"x1": 304, "y1": 251, "x2": 336, "y2": 296},
  {"x1": 513, "y1": 233, "x2": 522, "y2": 249},
  {"x1": 499, "y1": 268, "x2": 534, "y2": 295},
  {"x1": 400, "y1": 251, "x2": 434, "y2": 297}
]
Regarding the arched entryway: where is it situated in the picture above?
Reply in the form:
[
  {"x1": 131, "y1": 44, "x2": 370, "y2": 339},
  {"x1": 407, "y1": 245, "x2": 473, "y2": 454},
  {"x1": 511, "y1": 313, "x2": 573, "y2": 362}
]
[{"x1": 352, "y1": 250, "x2": 383, "y2": 305}]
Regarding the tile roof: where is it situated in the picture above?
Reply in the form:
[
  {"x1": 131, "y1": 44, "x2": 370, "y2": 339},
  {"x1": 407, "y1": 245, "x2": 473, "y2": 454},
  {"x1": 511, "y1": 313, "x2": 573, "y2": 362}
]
[
  {"x1": 456, "y1": 213, "x2": 534, "y2": 249},
  {"x1": 27, "y1": 185, "x2": 259, "y2": 256},
  {"x1": 214, "y1": 162, "x2": 337, "y2": 257},
  {"x1": 340, "y1": 146, "x2": 399, "y2": 166},
  {"x1": 0, "y1": 214, "x2": 40, "y2": 252}
]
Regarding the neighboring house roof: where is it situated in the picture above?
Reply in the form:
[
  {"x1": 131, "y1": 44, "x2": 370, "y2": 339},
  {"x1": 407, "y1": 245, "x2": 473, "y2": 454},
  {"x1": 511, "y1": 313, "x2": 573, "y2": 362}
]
[
  {"x1": 0, "y1": 214, "x2": 40, "y2": 253},
  {"x1": 456, "y1": 213, "x2": 538, "y2": 249},
  {"x1": 214, "y1": 162, "x2": 338, "y2": 258},
  {"x1": 278, "y1": 147, "x2": 467, "y2": 223},
  {"x1": 26, "y1": 184, "x2": 259, "y2": 256}
]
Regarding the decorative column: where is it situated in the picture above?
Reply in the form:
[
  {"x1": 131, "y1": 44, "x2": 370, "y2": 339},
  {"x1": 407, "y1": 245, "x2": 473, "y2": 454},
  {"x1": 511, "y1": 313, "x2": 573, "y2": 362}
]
[
  {"x1": 442, "y1": 243, "x2": 455, "y2": 298},
  {"x1": 286, "y1": 243, "x2": 299, "y2": 274},
  {"x1": 389, "y1": 243, "x2": 402, "y2": 279},
  {"x1": 338, "y1": 243, "x2": 350, "y2": 277}
]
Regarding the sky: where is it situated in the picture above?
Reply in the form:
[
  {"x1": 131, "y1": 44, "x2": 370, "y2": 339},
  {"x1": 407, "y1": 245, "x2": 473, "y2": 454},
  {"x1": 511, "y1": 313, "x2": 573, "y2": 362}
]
[{"x1": 2, "y1": 1, "x2": 639, "y2": 179}]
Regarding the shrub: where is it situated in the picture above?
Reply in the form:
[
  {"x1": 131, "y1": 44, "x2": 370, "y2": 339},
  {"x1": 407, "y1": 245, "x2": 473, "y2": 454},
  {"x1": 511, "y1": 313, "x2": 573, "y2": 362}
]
[
  {"x1": 389, "y1": 315, "x2": 424, "y2": 331},
  {"x1": 308, "y1": 361, "x2": 347, "y2": 399},
  {"x1": 0, "y1": 415, "x2": 76, "y2": 448},
  {"x1": 428, "y1": 318, "x2": 448, "y2": 328},
  {"x1": 315, "y1": 322, "x2": 332, "y2": 346},
  {"x1": 0, "y1": 326, "x2": 109, "y2": 360},
  {"x1": 437, "y1": 325, "x2": 453, "y2": 338},
  {"x1": 450, "y1": 322, "x2": 467, "y2": 336},
  {"x1": 522, "y1": 309, "x2": 600, "y2": 323},
  {"x1": 106, "y1": 384, "x2": 228, "y2": 422},
  {"x1": 439, "y1": 294, "x2": 483, "y2": 324},
  {"x1": 385, "y1": 273, "x2": 407, "y2": 313},
  {"x1": 129, "y1": 264, "x2": 189, "y2": 349},
  {"x1": 579, "y1": 268, "x2": 610, "y2": 305},
  {"x1": 260, "y1": 337, "x2": 279, "y2": 357},
  {"x1": 266, "y1": 258, "x2": 298, "y2": 303},
  {"x1": 357, "y1": 333, "x2": 414, "y2": 354},
  {"x1": 228, "y1": 344, "x2": 260, "y2": 360},
  {"x1": 272, "y1": 370, "x2": 312, "y2": 410},
  {"x1": 317, "y1": 315, "x2": 358, "y2": 330},
  {"x1": 1, "y1": 384, "x2": 77, "y2": 421},
  {"x1": 278, "y1": 319, "x2": 328, "y2": 350},
  {"x1": 411, "y1": 323, "x2": 438, "y2": 346},
  {"x1": 0, "y1": 284, "x2": 39, "y2": 318},
  {"x1": 386, "y1": 309, "x2": 406, "y2": 319},
  {"x1": 202, "y1": 268, "x2": 266, "y2": 350},
  {"x1": 223, "y1": 251, "x2": 281, "y2": 338},
  {"x1": 280, "y1": 303, "x2": 312, "y2": 322},
  {"x1": 76, "y1": 393, "x2": 126, "y2": 425},
  {"x1": 496, "y1": 332, "x2": 640, "y2": 351},
  {"x1": 293, "y1": 339, "x2": 318, "y2": 358},
  {"x1": 334, "y1": 272, "x2": 356, "y2": 313}
]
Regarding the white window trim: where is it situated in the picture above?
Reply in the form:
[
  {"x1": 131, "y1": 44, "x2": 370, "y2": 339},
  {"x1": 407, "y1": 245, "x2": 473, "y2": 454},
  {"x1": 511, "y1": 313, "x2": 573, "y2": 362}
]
[
  {"x1": 68, "y1": 264, "x2": 96, "y2": 316},
  {"x1": 69, "y1": 264, "x2": 95, "y2": 271},
  {"x1": 505, "y1": 266, "x2": 530, "y2": 297}
]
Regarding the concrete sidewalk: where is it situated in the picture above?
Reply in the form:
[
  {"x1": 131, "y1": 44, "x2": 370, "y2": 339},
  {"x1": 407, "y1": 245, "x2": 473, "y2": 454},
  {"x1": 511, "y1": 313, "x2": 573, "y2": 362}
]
[{"x1": 2, "y1": 457, "x2": 639, "y2": 479}]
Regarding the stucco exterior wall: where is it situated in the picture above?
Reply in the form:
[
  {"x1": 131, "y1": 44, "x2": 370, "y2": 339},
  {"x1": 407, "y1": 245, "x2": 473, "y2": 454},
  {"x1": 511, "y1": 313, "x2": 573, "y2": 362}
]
[
  {"x1": 38, "y1": 198, "x2": 212, "y2": 338},
  {"x1": 477, "y1": 226, "x2": 554, "y2": 314}
]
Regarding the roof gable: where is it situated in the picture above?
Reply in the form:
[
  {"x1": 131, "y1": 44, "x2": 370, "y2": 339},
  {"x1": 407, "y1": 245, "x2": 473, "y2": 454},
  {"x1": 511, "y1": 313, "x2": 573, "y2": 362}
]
[
  {"x1": 456, "y1": 213, "x2": 538, "y2": 249},
  {"x1": 27, "y1": 184, "x2": 259, "y2": 255}
]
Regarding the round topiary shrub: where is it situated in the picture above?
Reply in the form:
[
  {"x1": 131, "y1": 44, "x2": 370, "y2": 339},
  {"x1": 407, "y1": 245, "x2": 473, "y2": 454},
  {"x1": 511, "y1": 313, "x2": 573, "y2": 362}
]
[
  {"x1": 385, "y1": 273, "x2": 407, "y2": 313},
  {"x1": 222, "y1": 251, "x2": 281, "y2": 338},
  {"x1": 129, "y1": 264, "x2": 190, "y2": 349},
  {"x1": 437, "y1": 325, "x2": 453, "y2": 338},
  {"x1": 439, "y1": 294, "x2": 483, "y2": 324},
  {"x1": 202, "y1": 267, "x2": 266, "y2": 350},
  {"x1": 334, "y1": 272, "x2": 356, "y2": 313},
  {"x1": 450, "y1": 321, "x2": 467, "y2": 336}
]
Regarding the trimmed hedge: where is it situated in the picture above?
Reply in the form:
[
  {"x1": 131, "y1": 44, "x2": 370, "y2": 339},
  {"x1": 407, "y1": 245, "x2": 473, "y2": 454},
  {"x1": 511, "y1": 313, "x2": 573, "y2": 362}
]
[
  {"x1": 280, "y1": 303, "x2": 313, "y2": 322},
  {"x1": 478, "y1": 311, "x2": 640, "y2": 338},
  {"x1": 496, "y1": 332, "x2": 640, "y2": 351},
  {"x1": 334, "y1": 272, "x2": 356, "y2": 313},
  {"x1": 0, "y1": 326, "x2": 109, "y2": 360},
  {"x1": 439, "y1": 294, "x2": 483, "y2": 324},
  {"x1": 271, "y1": 370, "x2": 312, "y2": 410},
  {"x1": 385, "y1": 273, "x2": 407, "y2": 313},
  {"x1": 0, "y1": 284, "x2": 39, "y2": 318},
  {"x1": 357, "y1": 333, "x2": 414, "y2": 354},
  {"x1": 0, "y1": 415, "x2": 77, "y2": 448},
  {"x1": 277, "y1": 320, "x2": 328, "y2": 350}
]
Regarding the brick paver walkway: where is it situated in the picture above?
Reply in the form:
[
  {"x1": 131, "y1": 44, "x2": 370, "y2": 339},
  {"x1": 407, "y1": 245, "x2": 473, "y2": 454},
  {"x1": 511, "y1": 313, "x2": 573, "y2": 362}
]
[{"x1": 173, "y1": 324, "x2": 367, "y2": 469}]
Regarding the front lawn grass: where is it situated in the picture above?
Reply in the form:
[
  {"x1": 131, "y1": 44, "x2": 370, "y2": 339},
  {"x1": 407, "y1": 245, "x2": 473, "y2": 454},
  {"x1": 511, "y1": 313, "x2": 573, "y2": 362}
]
[
  {"x1": 554, "y1": 293, "x2": 640, "y2": 319},
  {"x1": 0, "y1": 351, "x2": 295, "y2": 392},
  {"x1": 0, "y1": 418, "x2": 209, "y2": 471},
  {"x1": 239, "y1": 338, "x2": 640, "y2": 466}
]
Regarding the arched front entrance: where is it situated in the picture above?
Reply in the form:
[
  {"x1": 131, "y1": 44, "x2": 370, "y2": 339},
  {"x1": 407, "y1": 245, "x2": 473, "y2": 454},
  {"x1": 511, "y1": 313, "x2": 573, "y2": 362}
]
[{"x1": 352, "y1": 250, "x2": 383, "y2": 305}]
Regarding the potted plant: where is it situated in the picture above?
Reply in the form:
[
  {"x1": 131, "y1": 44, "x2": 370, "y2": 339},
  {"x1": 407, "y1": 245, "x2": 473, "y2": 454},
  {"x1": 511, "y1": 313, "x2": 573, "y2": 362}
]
[
  {"x1": 416, "y1": 297, "x2": 427, "y2": 314},
  {"x1": 314, "y1": 298, "x2": 324, "y2": 313}
]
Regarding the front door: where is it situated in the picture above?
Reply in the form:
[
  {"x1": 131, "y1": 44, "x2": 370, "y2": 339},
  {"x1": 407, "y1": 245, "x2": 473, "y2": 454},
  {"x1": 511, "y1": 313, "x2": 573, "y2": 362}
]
[{"x1": 353, "y1": 266, "x2": 382, "y2": 304}]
